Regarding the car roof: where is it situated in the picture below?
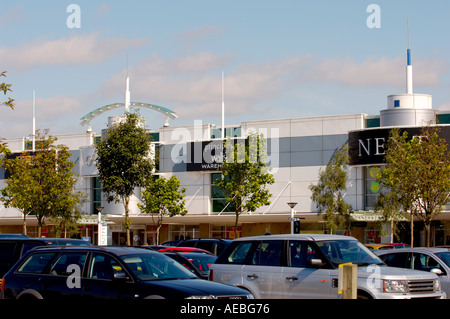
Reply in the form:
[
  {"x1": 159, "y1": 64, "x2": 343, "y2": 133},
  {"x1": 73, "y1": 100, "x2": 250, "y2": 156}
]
[
  {"x1": 376, "y1": 247, "x2": 450, "y2": 255},
  {"x1": 32, "y1": 245, "x2": 160, "y2": 256},
  {"x1": 232, "y1": 234, "x2": 358, "y2": 242}
]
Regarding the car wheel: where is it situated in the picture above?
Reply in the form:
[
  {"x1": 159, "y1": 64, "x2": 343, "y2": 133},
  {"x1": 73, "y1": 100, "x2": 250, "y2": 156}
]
[{"x1": 357, "y1": 291, "x2": 373, "y2": 299}]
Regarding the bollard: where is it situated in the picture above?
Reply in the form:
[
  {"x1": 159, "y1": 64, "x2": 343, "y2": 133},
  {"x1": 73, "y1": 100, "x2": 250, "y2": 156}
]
[{"x1": 338, "y1": 263, "x2": 357, "y2": 299}]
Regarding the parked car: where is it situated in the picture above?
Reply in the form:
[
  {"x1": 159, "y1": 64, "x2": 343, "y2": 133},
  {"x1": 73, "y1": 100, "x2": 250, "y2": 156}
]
[
  {"x1": 161, "y1": 240, "x2": 181, "y2": 247},
  {"x1": 365, "y1": 244, "x2": 394, "y2": 251},
  {"x1": 164, "y1": 252, "x2": 217, "y2": 280},
  {"x1": 0, "y1": 236, "x2": 92, "y2": 280},
  {"x1": 375, "y1": 247, "x2": 450, "y2": 296},
  {"x1": 159, "y1": 247, "x2": 215, "y2": 255},
  {"x1": 210, "y1": 234, "x2": 446, "y2": 299},
  {"x1": 176, "y1": 238, "x2": 232, "y2": 256},
  {"x1": 1, "y1": 246, "x2": 253, "y2": 300}
]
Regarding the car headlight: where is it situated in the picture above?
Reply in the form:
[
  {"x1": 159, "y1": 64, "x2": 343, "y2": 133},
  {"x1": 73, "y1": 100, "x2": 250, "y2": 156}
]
[
  {"x1": 185, "y1": 295, "x2": 214, "y2": 299},
  {"x1": 383, "y1": 280, "x2": 409, "y2": 293}
]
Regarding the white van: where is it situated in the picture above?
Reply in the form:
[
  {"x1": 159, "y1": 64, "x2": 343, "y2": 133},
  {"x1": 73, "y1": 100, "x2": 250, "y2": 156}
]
[{"x1": 209, "y1": 234, "x2": 446, "y2": 299}]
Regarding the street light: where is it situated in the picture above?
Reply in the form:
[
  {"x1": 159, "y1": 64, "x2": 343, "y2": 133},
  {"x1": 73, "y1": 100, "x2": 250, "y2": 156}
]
[{"x1": 287, "y1": 202, "x2": 297, "y2": 234}]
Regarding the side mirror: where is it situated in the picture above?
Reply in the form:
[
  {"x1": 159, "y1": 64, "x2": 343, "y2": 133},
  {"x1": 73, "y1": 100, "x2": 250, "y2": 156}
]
[
  {"x1": 113, "y1": 271, "x2": 129, "y2": 281},
  {"x1": 430, "y1": 268, "x2": 443, "y2": 276},
  {"x1": 308, "y1": 258, "x2": 325, "y2": 268}
]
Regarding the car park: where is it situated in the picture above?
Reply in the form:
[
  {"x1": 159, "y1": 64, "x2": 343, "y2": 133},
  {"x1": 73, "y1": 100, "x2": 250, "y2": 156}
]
[
  {"x1": 1, "y1": 246, "x2": 253, "y2": 300},
  {"x1": 209, "y1": 234, "x2": 446, "y2": 299},
  {"x1": 176, "y1": 238, "x2": 231, "y2": 256},
  {"x1": 376, "y1": 247, "x2": 450, "y2": 296}
]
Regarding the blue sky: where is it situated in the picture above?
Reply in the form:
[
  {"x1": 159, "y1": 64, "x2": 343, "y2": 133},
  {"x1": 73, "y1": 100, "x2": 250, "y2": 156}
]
[{"x1": 1, "y1": 1, "x2": 450, "y2": 138}]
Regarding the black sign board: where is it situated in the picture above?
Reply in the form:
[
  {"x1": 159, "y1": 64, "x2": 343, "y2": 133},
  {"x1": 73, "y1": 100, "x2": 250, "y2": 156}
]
[{"x1": 348, "y1": 126, "x2": 450, "y2": 166}]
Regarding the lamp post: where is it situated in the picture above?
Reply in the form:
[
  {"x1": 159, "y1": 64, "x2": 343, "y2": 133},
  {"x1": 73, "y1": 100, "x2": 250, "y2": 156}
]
[{"x1": 287, "y1": 202, "x2": 297, "y2": 234}]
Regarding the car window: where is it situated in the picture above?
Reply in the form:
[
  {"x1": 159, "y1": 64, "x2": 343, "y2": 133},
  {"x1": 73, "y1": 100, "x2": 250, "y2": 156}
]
[
  {"x1": 288, "y1": 240, "x2": 327, "y2": 268},
  {"x1": 121, "y1": 253, "x2": 196, "y2": 281},
  {"x1": 49, "y1": 252, "x2": 87, "y2": 276},
  {"x1": 88, "y1": 253, "x2": 122, "y2": 280},
  {"x1": 250, "y1": 240, "x2": 283, "y2": 266},
  {"x1": 435, "y1": 252, "x2": 450, "y2": 270},
  {"x1": 21, "y1": 242, "x2": 45, "y2": 257},
  {"x1": 196, "y1": 242, "x2": 215, "y2": 253},
  {"x1": 412, "y1": 253, "x2": 445, "y2": 274},
  {"x1": 0, "y1": 242, "x2": 17, "y2": 264},
  {"x1": 226, "y1": 241, "x2": 253, "y2": 264},
  {"x1": 379, "y1": 252, "x2": 410, "y2": 268},
  {"x1": 17, "y1": 252, "x2": 55, "y2": 274}
]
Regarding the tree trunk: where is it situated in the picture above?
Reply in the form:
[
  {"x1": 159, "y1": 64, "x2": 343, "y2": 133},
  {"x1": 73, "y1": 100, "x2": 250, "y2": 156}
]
[
  {"x1": 234, "y1": 211, "x2": 239, "y2": 239},
  {"x1": 410, "y1": 212, "x2": 414, "y2": 248},
  {"x1": 22, "y1": 211, "x2": 27, "y2": 236},
  {"x1": 424, "y1": 220, "x2": 431, "y2": 247},
  {"x1": 123, "y1": 196, "x2": 131, "y2": 246},
  {"x1": 156, "y1": 223, "x2": 162, "y2": 246}
]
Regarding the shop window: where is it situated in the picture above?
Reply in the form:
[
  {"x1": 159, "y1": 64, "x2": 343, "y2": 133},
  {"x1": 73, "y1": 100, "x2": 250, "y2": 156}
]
[
  {"x1": 91, "y1": 177, "x2": 102, "y2": 215},
  {"x1": 211, "y1": 173, "x2": 235, "y2": 213}
]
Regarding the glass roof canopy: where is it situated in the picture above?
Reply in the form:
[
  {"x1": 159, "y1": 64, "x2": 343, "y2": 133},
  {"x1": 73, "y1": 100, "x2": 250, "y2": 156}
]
[{"x1": 79, "y1": 102, "x2": 178, "y2": 127}]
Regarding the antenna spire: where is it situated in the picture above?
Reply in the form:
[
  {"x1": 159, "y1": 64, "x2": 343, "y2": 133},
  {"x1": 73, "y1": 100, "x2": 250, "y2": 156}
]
[
  {"x1": 406, "y1": 19, "x2": 413, "y2": 94},
  {"x1": 125, "y1": 51, "x2": 130, "y2": 113}
]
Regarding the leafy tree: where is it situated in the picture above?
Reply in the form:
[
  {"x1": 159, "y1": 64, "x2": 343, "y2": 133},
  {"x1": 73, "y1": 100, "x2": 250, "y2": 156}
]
[
  {"x1": 309, "y1": 144, "x2": 353, "y2": 234},
  {"x1": 139, "y1": 176, "x2": 187, "y2": 245},
  {"x1": 1, "y1": 71, "x2": 14, "y2": 109},
  {"x1": 95, "y1": 112, "x2": 154, "y2": 246},
  {"x1": 1, "y1": 130, "x2": 85, "y2": 236},
  {"x1": 378, "y1": 126, "x2": 450, "y2": 247},
  {"x1": 216, "y1": 132, "x2": 274, "y2": 238}
]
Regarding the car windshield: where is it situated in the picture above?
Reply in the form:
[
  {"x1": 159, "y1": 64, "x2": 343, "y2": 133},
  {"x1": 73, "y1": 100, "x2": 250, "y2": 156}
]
[
  {"x1": 435, "y1": 252, "x2": 450, "y2": 268},
  {"x1": 121, "y1": 253, "x2": 198, "y2": 281},
  {"x1": 316, "y1": 240, "x2": 383, "y2": 267}
]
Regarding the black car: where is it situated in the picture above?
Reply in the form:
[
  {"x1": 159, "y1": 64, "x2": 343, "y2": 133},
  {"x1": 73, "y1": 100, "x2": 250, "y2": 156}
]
[
  {"x1": 176, "y1": 238, "x2": 232, "y2": 256},
  {"x1": 0, "y1": 236, "x2": 92, "y2": 280},
  {"x1": 1, "y1": 246, "x2": 253, "y2": 300}
]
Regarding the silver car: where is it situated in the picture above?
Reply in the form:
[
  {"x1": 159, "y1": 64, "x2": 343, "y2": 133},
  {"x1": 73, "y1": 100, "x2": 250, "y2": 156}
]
[
  {"x1": 210, "y1": 234, "x2": 446, "y2": 299},
  {"x1": 376, "y1": 247, "x2": 450, "y2": 296}
]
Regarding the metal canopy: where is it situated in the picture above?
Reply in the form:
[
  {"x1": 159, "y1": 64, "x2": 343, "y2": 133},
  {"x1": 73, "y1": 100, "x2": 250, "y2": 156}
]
[{"x1": 79, "y1": 102, "x2": 178, "y2": 126}]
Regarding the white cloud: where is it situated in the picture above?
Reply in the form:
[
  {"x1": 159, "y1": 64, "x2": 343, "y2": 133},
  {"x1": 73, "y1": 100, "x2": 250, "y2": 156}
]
[
  {"x1": 306, "y1": 56, "x2": 447, "y2": 88},
  {"x1": 0, "y1": 32, "x2": 149, "y2": 70},
  {"x1": 0, "y1": 94, "x2": 83, "y2": 138}
]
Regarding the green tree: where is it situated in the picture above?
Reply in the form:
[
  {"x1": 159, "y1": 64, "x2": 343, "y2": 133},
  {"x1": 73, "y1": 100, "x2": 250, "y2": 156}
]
[
  {"x1": 1, "y1": 71, "x2": 14, "y2": 109},
  {"x1": 378, "y1": 126, "x2": 450, "y2": 247},
  {"x1": 216, "y1": 132, "x2": 274, "y2": 238},
  {"x1": 1, "y1": 130, "x2": 85, "y2": 236},
  {"x1": 309, "y1": 144, "x2": 353, "y2": 234},
  {"x1": 139, "y1": 176, "x2": 187, "y2": 245},
  {"x1": 95, "y1": 112, "x2": 154, "y2": 246}
]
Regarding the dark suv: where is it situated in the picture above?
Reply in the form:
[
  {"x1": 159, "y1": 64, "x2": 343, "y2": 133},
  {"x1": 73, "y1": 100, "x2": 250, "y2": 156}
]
[
  {"x1": 0, "y1": 236, "x2": 91, "y2": 280},
  {"x1": 1, "y1": 246, "x2": 253, "y2": 300},
  {"x1": 176, "y1": 238, "x2": 231, "y2": 256}
]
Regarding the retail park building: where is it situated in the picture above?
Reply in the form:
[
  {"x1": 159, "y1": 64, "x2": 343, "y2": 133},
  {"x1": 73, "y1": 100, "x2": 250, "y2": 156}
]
[{"x1": 2, "y1": 51, "x2": 450, "y2": 246}]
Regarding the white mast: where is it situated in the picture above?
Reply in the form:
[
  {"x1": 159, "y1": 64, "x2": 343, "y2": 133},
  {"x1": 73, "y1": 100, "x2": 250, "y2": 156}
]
[
  {"x1": 32, "y1": 90, "x2": 35, "y2": 152},
  {"x1": 221, "y1": 71, "x2": 225, "y2": 139},
  {"x1": 406, "y1": 19, "x2": 413, "y2": 94},
  {"x1": 125, "y1": 53, "x2": 130, "y2": 113}
]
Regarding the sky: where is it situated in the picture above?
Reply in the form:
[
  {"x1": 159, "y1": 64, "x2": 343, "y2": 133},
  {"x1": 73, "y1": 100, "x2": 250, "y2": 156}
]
[{"x1": 1, "y1": 0, "x2": 450, "y2": 139}]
